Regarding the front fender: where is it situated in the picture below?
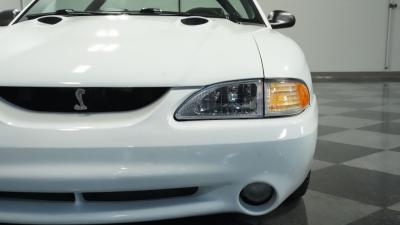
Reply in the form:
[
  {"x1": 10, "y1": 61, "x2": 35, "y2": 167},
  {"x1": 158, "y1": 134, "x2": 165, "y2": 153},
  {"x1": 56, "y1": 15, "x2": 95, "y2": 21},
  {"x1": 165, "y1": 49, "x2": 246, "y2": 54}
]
[{"x1": 252, "y1": 29, "x2": 314, "y2": 95}]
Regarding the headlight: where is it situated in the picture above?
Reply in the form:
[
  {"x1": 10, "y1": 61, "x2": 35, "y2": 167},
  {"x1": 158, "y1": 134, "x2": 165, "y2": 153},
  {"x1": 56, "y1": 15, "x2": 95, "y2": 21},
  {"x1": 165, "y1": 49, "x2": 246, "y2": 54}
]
[
  {"x1": 175, "y1": 79, "x2": 310, "y2": 121},
  {"x1": 175, "y1": 80, "x2": 264, "y2": 120}
]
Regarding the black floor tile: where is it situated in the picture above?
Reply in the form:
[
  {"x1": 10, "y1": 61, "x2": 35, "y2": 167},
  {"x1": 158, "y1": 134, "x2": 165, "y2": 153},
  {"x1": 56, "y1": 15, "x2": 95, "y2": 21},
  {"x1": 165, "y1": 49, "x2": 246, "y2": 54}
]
[
  {"x1": 254, "y1": 200, "x2": 309, "y2": 225},
  {"x1": 347, "y1": 209, "x2": 400, "y2": 225},
  {"x1": 314, "y1": 140, "x2": 381, "y2": 163},
  {"x1": 360, "y1": 122, "x2": 400, "y2": 135},
  {"x1": 318, "y1": 125, "x2": 347, "y2": 136},
  {"x1": 316, "y1": 93, "x2": 382, "y2": 99},
  {"x1": 322, "y1": 101, "x2": 378, "y2": 109},
  {"x1": 338, "y1": 110, "x2": 400, "y2": 121},
  {"x1": 310, "y1": 165, "x2": 400, "y2": 207}
]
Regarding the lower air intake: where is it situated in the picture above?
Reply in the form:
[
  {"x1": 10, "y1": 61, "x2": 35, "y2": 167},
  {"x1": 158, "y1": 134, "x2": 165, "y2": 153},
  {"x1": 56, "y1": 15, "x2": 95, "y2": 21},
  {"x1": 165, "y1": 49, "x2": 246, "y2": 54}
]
[
  {"x1": 0, "y1": 187, "x2": 198, "y2": 203},
  {"x1": 83, "y1": 187, "x2": 198, "y2": 202},
  {"x1": 0, "y1": 192, "x2": 75, "y2": 202}
]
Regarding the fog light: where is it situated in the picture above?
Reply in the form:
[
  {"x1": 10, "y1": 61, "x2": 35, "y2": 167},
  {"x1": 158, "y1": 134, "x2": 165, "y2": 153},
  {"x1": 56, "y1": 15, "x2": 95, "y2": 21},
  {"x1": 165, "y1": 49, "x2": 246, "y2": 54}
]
[{"x1": 240, "y1": 182, "x2": 274, "y2": 206}]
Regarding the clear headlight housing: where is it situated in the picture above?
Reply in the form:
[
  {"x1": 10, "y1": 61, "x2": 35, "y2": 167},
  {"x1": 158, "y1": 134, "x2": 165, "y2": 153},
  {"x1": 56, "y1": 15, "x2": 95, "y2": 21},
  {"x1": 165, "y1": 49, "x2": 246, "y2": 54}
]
[
  {"x1": 175, "y1": 80, "x2": 264, "y2": 120},
  {"x1": 175, "y1": 79, "x2": 310, "y2": 121}
]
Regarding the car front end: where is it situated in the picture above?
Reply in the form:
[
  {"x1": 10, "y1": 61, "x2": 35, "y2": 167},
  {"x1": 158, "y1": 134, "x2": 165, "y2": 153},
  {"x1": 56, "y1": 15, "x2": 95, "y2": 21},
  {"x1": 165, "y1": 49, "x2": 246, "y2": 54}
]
[{"x1": 0, "y1": 0, "x2": 317, "y2": 224}]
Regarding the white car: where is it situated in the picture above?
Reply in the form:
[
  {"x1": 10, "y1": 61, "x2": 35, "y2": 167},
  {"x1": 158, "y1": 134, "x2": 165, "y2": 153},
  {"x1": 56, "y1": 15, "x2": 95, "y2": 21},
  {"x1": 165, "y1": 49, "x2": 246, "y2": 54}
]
[{"x1": 0, "y1": 0, "x2": 317, "y2": 224}]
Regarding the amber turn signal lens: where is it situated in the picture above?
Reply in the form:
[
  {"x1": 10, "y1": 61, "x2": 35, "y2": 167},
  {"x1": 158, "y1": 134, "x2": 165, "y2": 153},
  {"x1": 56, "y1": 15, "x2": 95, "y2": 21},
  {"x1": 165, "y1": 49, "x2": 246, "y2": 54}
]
[{"x1": 265, "y1": 80, "x2": 310, "y2": 116}]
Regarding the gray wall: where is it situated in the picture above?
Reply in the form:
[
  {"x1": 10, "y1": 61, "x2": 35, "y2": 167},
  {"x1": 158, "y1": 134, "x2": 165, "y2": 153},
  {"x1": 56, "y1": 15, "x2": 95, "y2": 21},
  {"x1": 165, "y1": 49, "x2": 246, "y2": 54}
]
[
  {"x1": 1, "y1": 0, "x2": 399, "y2": 72},
  {"x1": 260, "y1": 0, "x2": 400, "y2": 72}
]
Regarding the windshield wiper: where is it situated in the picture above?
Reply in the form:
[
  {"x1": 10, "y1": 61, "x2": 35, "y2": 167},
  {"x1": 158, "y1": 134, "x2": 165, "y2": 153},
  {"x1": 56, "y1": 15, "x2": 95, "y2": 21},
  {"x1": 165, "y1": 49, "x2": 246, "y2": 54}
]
[
  {"x1": 26, "y1": 9, "x2": 121, "y2": 20},
  {"x1": 136, "y1": 8, "x2": 238, "y2": 22},
  {"x1": 139, "y1": 8, "x2": 163, "y2": 14},
  {"x1": 29, "y1": 8, "x2": 237, "y2": 22},
  {"x1": 226, "y1": 15, "x2": 241, "y2": 23},
  {"x1": 121, "y1": 8, "x2": 191, "y2": 17}
]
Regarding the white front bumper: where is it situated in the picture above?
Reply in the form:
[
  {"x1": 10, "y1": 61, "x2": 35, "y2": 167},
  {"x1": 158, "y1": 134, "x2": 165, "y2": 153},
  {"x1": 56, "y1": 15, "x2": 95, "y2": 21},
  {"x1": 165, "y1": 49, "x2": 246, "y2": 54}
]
[{"x1": 0, "y1": 89, "x2": 318, "y2": 224}]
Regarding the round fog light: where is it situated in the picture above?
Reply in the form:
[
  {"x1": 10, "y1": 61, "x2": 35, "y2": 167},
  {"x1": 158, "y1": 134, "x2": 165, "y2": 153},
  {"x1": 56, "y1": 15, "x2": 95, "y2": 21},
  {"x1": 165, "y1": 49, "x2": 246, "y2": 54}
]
[{"x1": 240, "y1": 182, "x2": 274, "y2": 206}]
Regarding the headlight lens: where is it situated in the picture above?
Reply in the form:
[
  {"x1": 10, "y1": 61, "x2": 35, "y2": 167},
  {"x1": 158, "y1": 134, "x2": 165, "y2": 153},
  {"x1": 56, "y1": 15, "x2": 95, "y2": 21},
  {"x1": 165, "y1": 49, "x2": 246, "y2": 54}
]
[{"x1": 175, "y1": 79, "x2": 310, "y2": 121}]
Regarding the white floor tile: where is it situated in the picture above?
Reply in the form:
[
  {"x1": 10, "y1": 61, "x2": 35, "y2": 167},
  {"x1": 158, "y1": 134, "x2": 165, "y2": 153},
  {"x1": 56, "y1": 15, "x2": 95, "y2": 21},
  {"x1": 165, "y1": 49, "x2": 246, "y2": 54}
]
[
  {"x1": 343, "y1": 151, "x2": 400, "y2": 176},
  {"x1": 367, "y1": 104, "x2": 400, "y2": 113},
  {"x1": 388, "y1": 201, "x2": 400, "y2": 212},
  {"x1": 303, "y1": 191, "x2": 381, "y2": 225},
  {"x1": 347, "y1": 96, "x2": 400, "y2": 105},
  {"x1": 319, "y1": 130, "x2": 400, "y2": 150},
  {"x1": 318, "y1": 106, "x2": 356, "y2": 115},
  {"x1": 317, "y1": 98, "x2": 337, "y2": 104},
  {"x1": 311, "y1": 160, "x2": 334, "y2": 171},
  {"x1": 319, "y1": 115, "x2": 381, "y2": 129}
]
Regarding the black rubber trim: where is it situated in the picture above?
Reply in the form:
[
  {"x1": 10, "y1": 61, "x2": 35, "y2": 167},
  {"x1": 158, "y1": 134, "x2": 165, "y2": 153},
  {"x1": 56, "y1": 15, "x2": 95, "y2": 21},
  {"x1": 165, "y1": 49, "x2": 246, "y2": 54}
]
[{"x1": 312, "y1": 72, "x2": 400, "y2": 82}]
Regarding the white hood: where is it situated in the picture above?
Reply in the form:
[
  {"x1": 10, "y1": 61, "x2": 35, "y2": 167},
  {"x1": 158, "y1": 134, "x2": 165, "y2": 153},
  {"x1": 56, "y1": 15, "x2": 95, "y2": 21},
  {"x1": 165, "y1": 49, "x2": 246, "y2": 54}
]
[{"x1": 0, "y1": 16, "x2": 264, "y2": 87}]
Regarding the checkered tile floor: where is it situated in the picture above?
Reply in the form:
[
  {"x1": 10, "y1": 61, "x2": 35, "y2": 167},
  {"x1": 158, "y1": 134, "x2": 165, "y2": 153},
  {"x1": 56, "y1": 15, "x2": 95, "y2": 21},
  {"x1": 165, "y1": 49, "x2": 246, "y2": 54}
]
[
  {"x1": 4, "y1": 82, "x2": 400, "y2": 225},
  {"x1": 132, "y1": 82, "x2": 400, "y2": 225},
  {"x1": 259, "y1": 82, "x2": 400, "y2": 225}
]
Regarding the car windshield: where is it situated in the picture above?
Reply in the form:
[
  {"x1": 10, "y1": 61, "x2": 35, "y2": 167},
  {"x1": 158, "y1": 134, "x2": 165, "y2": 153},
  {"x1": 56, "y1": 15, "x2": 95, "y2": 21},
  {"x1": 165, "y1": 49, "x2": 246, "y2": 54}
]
[{"x1": 18, "y1": 0, "x2": 263, "y2": 24}]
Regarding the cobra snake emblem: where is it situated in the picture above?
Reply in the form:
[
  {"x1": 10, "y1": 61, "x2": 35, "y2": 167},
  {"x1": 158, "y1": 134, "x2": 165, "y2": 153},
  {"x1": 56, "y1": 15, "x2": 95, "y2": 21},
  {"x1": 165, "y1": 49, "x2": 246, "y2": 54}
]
[{"x1": 74, "y1": 88, "x2": 88, "y2": 111}]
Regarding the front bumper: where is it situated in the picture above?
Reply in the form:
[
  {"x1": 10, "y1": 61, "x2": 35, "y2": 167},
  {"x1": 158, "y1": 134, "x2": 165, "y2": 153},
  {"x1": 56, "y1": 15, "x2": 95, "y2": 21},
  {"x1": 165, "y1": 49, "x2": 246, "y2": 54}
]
[{"x1": 0, "y1": 89, "x2": 318, "y2": 224}]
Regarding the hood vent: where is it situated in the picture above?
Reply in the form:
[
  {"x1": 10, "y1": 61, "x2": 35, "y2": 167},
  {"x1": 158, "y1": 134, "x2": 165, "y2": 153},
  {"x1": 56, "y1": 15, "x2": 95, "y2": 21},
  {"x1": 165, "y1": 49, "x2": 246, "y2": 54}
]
[
  {"x1": 181, "y1": 17, "x2": 209, "y2": 26},
  {"x1": 37, "y1": 16, "x2": 63, "y2": 25}
]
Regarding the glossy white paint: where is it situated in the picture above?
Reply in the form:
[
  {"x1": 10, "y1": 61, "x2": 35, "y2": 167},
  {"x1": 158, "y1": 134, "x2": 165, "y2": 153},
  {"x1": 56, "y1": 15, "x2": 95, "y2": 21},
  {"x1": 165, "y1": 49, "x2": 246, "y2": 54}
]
[
  {"x1": 0, "y1": 1, "x2": 317, "y2": 224},
  {"x1": 0, "y1": 93, "x2": 318, "y2": 224},
  {"x1": 253, "y1": 29, "x2": 314, "y2": 93}
]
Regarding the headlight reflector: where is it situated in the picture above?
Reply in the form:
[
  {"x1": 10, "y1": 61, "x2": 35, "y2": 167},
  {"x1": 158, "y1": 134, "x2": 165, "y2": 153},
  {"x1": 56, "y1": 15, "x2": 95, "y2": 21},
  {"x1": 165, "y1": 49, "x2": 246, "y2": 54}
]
[{"x1": 175, "y1": 79, "x2": 310, "y2": 121}]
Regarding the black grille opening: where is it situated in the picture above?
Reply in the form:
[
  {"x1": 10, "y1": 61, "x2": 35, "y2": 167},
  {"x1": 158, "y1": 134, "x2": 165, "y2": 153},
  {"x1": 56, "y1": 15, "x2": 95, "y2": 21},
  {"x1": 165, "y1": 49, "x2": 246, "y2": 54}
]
[
  {"x1": 0, "y1": 87, "x2": 169, "y2": 113},
  {"x1": 83, "y1": 187, "x2": 198, "y2": 202},
  {"x1": 0, "y1": 192, "x2": 75, "y2": 202}
]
